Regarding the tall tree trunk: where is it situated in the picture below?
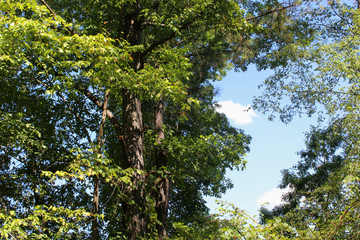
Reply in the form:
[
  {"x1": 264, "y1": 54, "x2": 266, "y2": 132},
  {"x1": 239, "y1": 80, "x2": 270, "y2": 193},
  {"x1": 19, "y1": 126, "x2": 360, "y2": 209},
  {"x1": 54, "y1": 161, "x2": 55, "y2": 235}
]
[
  {"x1": 154, "y1": 100, "x2": 170, "y2": 239},
  {"x1": 120, "y1": 4, "x2": 147, "y2": 238},
  {"x1": 122, "y1": 89, "x2": 146, "y2": 239},
  {"x1": 91, "y1": 176, "x2": 100, "y2": 239},
  {"x1": 91, "y1": 90, "x2": 109, "y2": 239}
]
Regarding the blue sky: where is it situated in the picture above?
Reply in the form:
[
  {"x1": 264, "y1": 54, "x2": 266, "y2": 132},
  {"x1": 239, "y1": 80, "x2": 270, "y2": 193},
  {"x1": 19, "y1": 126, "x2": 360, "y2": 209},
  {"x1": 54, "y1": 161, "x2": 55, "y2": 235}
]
[{"x1": 205, "y1": 65, "x2": 318, "y2": 217}]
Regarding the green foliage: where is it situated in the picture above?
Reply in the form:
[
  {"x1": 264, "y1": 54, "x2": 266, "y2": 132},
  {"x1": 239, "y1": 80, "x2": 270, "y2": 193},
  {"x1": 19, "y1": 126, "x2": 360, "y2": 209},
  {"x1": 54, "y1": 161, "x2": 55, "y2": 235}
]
[
  {"x1": 259, "y1": 122, "x2": 360, "y2": 239},
  {"x1": 0, "y1": 0, "x2": 244, "y2": 237},
  {"x1": 212, "y1": 201, "x2": 294, "y2": 239},
  {"x1": 0, "y1": 205, "x2": 91, "y2": 239},
  {"x1": 260, "y1": 124, "x2": 346, "y2": 221},
  {"x1": 254, "y1": 2, "x2": 360, "y2": 238},
  {"x1": 163, "y1": 1, "x2": 360, "y2": 239},
  {"x1": 0, "y1": 0, "x2": 314, "y2": 238},
  {"x1": 172, "y1": 201, "x2": 295, "y2": 239},
  {"x1": 254, "y1": 1, "x2": 360, "y2": 123}
]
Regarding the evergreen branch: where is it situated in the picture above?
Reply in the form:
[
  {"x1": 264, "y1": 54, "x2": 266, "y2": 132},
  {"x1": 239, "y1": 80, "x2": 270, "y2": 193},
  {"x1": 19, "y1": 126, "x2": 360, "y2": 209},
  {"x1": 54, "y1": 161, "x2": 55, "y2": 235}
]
[
  {"x1": 140, "y1": 1, "x2": 218, "y2": 58},
  {"x1": 140, "y1": 20, "x2": 194, "y2": 58},
  {"x1": 141, "y1": 2, "x2": 296, "y2": 58},
  {"x1": 246, "y1": 2, "x2": 297, "y2": 21}
]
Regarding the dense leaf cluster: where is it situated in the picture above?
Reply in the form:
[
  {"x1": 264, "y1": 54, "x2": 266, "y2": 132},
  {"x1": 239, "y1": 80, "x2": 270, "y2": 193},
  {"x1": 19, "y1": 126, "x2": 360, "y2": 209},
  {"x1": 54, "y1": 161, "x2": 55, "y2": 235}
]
[
  {"x1": 0, "y1": 0, "x2": 298, "y2": 239},
  {"x1": 4, "y1": 0, "x2": 357, "y2": 239}
]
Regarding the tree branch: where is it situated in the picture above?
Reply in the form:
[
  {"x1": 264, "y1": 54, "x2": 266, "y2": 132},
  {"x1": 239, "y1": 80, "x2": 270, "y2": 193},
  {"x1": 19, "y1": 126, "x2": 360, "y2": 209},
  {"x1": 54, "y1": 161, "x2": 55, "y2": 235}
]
[
  {"x1": 326, "y1": 200, "x2": 360, "y2": 239},
  {"x1": 246, "y1": 2, "x2": 297, "y2": 21},
  {"x1": 30, "y1": 75, "x2": 93, "y2": 146},
  {"x1": 74, "y1": 84, "x2": 123, "y2": 137},
  {"x1": 39, "y1": 0, "x2": 77, "y2": 35},
  {"x1": 142, "y1": 21, "x2": 167, "y2": 27},
  {"x1": 140, "y1": 20, "x2": 194, "y2": 58},
  {"x1": 97, "y1": 89, "x2": 110, "y2": 147},
  {"x1": 141, "y1": 2, "x2": 297, "y2": 58}
]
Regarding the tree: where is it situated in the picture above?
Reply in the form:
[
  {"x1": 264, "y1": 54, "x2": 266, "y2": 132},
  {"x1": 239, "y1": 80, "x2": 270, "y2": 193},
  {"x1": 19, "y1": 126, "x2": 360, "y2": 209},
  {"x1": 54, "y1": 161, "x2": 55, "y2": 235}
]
[
  {"x1": 254, "y1": 1, "x2": 360, "y2": 238},
  {"x1": 172, "y1": 200, "x2": 295, "y2": 239},
  {"x1": 260, "y1": 122, "x2": 360, "y2": 239},
  {"x1": 261, "y1": 124, "x2": 346, "y2": 221},
  {"x1": 0, "y1": 0, "x2": 307, "y2": 239}
]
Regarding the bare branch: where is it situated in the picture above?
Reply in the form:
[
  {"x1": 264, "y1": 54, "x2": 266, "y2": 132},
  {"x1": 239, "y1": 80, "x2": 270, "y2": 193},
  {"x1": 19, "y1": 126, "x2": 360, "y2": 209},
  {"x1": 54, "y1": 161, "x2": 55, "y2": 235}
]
[
  {"x1": 75, "y1": 84, "x2": 123, "y2": 137},
  {"x1": 142, "y1": 22, "x2": 167, "y2": 27},
  {"x1": 39, "y1": 0, "x2": 57, "y2": 16},
  {"x1": 97, "y1": 89, "x2": 110, "y2": 147}
]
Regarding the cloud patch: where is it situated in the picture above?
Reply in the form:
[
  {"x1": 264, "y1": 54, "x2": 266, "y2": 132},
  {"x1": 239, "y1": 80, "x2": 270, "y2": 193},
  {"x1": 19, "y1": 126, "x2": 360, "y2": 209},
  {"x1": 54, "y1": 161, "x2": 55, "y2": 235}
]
[
  {"x1": 217, "y1": 100, "x2": 257, "y2": 125},
  {"x1": 257, "y1": 186, "x2": 291, "y2": 209}
]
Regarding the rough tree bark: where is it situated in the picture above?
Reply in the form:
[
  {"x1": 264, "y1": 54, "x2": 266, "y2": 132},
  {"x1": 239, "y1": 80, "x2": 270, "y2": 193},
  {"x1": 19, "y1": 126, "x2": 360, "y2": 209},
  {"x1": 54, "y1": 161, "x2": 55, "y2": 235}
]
[
  {"x1": 91, "y1": 90, "x2": 109, "y2": 240},
  {"x1": 122, "y1": 89, "x2": 145, "y2": 239},
  {"x1": 91, "y1": 177, "x2": 100, "y2": 239},
  {"x1": 118, "y1": 4, "x2": 148, "y2": 237},
  {"x1": 154, "y1": 100, "x2": 170, "y2": 239}
]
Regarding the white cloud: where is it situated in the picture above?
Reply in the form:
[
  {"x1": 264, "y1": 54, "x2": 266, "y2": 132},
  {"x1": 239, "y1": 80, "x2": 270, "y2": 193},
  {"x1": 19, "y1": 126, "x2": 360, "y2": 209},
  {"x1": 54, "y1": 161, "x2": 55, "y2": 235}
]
[
  {"x1": 257, "y1": 186, "x2": 291, "y2": 209},
  {"x1": 217, "y1": 100, "x2": 257, "y2": 125}
]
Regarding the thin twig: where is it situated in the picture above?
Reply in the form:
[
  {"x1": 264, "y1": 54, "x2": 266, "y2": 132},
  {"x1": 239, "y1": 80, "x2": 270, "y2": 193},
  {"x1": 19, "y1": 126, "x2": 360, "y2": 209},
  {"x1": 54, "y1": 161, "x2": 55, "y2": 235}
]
[
  {"x1": 10, "y1": 28, "x2": 92, "y2": 145},
  {"x1": 75, "y1": 84, "x2": 123, "y2": 137},
  {"x1": 326, "y1": 200, "x2": 360, "y2": 239},
  {"x1": 32, "y1": 77, "x2": 93, "y2": 145},
  {"x1": 246, "y1": 2, "x2": 297, "y2": 21},
  {"x1": 38, "y1": 0, "x2": 76, "y2": 35}
]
